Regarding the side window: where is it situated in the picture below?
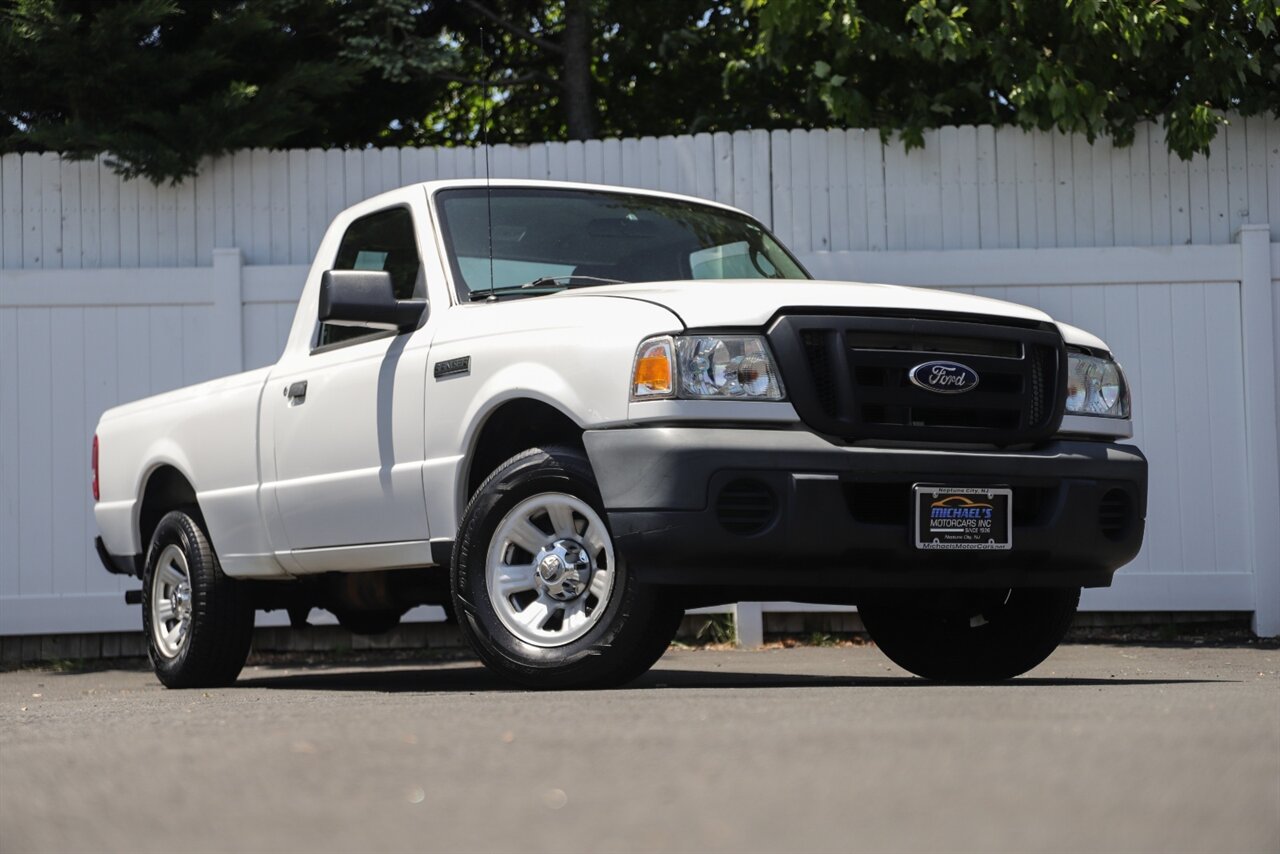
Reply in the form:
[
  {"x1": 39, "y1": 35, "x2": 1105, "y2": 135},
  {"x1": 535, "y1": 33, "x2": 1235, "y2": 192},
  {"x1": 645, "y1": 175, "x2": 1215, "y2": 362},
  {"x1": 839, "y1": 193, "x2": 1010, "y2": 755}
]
[{"x1": 318, "y1": 207, "x2": 423, "y2": 348}]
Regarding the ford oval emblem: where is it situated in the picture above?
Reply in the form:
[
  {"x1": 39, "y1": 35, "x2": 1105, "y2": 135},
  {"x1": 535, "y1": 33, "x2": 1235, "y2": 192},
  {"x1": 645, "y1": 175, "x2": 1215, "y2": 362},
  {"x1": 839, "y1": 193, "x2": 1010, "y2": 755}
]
[{"x1": 908, "y1": 360, "x2": 979, "y2": 394}]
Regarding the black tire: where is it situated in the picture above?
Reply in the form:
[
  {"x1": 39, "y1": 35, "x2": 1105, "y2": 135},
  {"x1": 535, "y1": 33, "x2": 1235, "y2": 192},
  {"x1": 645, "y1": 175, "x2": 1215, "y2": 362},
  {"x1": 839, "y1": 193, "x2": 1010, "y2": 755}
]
[
  {"x1": 141, "y1": 509, "x2": 254, "y2": 688},
  {"x1": 452, "y1": 446, "x2": 683, "y2": 689},
  {"x1": 858, "y1": 587, "x2": 1080, "y2": 682}
]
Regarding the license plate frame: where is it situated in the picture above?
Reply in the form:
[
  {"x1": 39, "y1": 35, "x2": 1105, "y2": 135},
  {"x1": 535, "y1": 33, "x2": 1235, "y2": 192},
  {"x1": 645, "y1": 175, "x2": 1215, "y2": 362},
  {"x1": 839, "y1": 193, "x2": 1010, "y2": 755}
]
[{"x1": 913, "y1": 485, "x2": 1013, "y2": 551}]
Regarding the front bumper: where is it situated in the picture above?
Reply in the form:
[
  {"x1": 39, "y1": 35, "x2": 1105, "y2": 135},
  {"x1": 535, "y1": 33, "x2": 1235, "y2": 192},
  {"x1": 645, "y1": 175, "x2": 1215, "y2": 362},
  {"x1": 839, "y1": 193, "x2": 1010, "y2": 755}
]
[{"x1": 583, "y1": 427, "x2": 1147, "y2": 592}]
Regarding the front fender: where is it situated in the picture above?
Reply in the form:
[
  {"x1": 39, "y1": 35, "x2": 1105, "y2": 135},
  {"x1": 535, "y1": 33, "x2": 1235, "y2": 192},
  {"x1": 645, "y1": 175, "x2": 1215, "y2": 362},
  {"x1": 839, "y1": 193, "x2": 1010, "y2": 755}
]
[{"x1": 421, "y1": 295, "x2": 683, "y2": 535}]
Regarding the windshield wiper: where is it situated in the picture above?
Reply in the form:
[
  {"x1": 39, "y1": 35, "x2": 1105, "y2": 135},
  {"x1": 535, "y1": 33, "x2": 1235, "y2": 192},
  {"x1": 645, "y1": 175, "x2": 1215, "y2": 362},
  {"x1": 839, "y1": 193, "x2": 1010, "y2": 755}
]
[{"x1": 469, "y1": 275, "x2": 629, "y2": 302}]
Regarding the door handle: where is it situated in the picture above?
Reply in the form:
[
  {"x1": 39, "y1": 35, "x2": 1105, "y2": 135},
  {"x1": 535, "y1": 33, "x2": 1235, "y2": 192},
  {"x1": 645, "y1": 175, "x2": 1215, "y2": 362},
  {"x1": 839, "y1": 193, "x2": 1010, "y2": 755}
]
[{"x1": 285, "y1": 380, "x2": 308, "y2": 403}]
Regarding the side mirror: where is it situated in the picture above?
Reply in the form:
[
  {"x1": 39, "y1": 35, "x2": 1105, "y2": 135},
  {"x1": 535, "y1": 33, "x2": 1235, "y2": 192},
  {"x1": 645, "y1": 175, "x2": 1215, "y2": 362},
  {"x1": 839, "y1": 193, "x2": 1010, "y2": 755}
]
[{"x1": 318, "y1": 270, "x2": 427, "y2": 332}]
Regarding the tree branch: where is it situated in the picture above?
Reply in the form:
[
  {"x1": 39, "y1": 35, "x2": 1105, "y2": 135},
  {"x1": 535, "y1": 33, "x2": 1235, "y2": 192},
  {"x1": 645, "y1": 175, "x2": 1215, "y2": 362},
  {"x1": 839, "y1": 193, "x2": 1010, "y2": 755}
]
[{"x1": 462, "y1": 0, "x2": 563, "y2": 55}]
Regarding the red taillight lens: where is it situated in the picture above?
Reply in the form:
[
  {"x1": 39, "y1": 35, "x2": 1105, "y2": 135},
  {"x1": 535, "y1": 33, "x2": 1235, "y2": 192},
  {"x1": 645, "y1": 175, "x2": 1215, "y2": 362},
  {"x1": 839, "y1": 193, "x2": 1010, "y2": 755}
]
[{"x1": 92, "y1": 435, "x2": 99, "y2": 501}]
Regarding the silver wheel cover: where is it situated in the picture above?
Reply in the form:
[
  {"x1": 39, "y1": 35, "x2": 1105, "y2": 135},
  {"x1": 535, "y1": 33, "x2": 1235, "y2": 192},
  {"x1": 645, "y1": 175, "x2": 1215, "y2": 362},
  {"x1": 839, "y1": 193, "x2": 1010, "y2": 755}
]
[
  {"x1": 485, "y1": 492, "x2": 616, "y2": 648},
  {"x1": 150, "y1": 544, "x2": 193, "y2": 659}
]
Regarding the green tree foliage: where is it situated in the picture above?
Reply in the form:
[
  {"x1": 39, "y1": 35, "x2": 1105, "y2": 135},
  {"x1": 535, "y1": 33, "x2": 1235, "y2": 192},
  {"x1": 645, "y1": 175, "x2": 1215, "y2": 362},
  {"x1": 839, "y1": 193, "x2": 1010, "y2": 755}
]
[
  {"x1": 2, "y1": 0, "x2": 1277, "y2": 183},
  {"x1": 0, "y1": 0, "x2": 458, "y2": 181},
  {"x1": 414, "y1": 0, "x2": 597, "y2": 146},
  {"x1": 434, "y1": 1, "x2": 787, "y2": 144},
  {"x1": 743, "y1": 0, "x2": 1280, "y2": 158},
  {"x1": 597, "y1": 1, "x2": 799, "y2": 137}
]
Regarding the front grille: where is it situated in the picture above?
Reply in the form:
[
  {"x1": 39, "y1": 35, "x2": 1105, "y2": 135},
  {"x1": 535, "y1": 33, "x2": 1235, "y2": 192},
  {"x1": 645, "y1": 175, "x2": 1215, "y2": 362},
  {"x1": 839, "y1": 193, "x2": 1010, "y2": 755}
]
[
  {"x1": 801, "y1": 329, "x2": 838, "y2": 417},
  {"x1": 770, "y1": 312, "x2": 1066, "y2": 445}
]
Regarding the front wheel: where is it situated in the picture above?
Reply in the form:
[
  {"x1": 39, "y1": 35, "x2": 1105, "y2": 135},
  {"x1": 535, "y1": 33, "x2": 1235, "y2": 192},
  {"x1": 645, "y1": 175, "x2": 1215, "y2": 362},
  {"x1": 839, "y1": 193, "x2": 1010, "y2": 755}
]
[
  {"x1": 858, "y1": 587, "x2": 1080, "y2": 682},
  {"x1": 452, "y1": 446, "x2": 683, "y2": 689}
]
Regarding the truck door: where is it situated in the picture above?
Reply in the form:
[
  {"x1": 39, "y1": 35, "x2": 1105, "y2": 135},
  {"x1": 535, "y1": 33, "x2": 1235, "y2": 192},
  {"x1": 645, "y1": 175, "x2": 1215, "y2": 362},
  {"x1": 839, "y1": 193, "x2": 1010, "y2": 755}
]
[{"x1": 263, "y1": 204, "x2": 433, "y2": 572}]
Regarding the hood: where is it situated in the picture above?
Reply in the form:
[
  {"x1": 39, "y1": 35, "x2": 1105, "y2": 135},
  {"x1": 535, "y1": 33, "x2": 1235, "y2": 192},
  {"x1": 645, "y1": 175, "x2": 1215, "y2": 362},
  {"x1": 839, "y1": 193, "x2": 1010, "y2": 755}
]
[{"x1": 568, "y1": 279, "x2": 1053, "y2": 329}]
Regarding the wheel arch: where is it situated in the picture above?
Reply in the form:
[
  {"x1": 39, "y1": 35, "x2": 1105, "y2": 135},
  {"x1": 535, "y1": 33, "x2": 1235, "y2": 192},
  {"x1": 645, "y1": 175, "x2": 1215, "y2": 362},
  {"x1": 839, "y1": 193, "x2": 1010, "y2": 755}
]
[
  {"x1": 460, "y1": 397, "x2": 586, "y2": 513},
  {"x1": 137, "y1": 463, "x2": 202, "y2": 556}
]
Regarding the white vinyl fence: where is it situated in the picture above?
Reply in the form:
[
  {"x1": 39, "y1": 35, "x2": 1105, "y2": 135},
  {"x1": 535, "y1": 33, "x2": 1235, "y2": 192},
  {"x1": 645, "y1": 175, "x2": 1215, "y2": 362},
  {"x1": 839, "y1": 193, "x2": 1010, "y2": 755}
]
[{"x1": 2, "y1": 116, "x2": 1278, "y2": 639}]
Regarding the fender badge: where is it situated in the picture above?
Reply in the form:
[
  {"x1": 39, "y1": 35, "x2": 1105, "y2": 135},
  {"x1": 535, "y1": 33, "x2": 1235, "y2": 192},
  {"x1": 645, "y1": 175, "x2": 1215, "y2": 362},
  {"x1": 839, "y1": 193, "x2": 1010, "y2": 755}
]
[{"x1": 434, "y1": 356, "x2": 471, "y2": 379}]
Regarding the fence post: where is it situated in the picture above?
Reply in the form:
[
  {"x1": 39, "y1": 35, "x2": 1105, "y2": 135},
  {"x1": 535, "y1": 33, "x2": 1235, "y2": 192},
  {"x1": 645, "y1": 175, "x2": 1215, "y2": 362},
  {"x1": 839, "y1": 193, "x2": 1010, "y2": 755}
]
[
  {"x1": 733, "y1": 602, "x2": 764, "y2": 648},
  {"x1": 211, "y1": 248, "x2": 244, "y2": 378},
  {"x1": 1238, "y1": 225, "x2": 1279, "y2": 636}
]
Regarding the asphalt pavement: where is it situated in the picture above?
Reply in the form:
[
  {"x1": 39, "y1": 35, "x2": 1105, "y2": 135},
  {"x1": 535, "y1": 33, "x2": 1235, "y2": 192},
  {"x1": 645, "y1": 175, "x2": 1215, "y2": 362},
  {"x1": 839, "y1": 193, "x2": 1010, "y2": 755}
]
[{"x1": 1, "y1": 643, "x2": 1277, "y2": 854}]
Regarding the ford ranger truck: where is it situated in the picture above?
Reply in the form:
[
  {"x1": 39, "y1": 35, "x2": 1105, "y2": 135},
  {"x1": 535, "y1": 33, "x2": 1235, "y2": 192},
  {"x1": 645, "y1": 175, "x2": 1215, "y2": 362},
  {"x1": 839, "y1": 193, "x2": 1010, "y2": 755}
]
[{"x1": 92, "y1": 180, "x2": 1148, "y2": 689}]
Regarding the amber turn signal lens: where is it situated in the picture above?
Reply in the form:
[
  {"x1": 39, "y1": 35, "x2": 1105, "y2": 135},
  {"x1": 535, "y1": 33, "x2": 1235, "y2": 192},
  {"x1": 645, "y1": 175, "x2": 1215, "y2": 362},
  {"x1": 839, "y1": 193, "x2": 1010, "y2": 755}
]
[
  {"x1": 631, "y1": 339, "x2": 674, "y2": 398},
  {"x1": 632, "y1": 355, "x2": 670, "y2": 389},
  {"x1": 634, "y1": 355, "x2": 671, "y2": 391}
]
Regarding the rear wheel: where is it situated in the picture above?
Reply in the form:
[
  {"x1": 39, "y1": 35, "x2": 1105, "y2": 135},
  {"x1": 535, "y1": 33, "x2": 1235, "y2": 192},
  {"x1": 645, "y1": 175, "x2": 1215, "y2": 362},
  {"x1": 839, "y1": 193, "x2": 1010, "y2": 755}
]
[
  {"x1": 142, "y1": 509, "x2": 254, "y2": 688},
  {"x1": 858, "y1": 587, "x2": 1080, "y2": 681},
  {"x1": 452, "y1": 446, "x2": 683, "y2": 689}
]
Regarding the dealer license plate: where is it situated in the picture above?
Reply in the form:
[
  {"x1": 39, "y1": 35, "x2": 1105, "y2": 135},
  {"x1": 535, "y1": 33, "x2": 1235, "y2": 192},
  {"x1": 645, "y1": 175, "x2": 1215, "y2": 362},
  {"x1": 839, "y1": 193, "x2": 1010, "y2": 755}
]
[{"x1": 913, "y1": 485, "x2": 1012, "y2": 551}]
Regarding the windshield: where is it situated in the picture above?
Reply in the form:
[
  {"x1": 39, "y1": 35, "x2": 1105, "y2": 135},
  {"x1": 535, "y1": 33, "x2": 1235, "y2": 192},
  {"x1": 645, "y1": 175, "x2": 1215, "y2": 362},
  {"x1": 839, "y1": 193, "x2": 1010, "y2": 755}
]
[{"x1": 434, "y1": 187, "x2": 810, "y2": 300}]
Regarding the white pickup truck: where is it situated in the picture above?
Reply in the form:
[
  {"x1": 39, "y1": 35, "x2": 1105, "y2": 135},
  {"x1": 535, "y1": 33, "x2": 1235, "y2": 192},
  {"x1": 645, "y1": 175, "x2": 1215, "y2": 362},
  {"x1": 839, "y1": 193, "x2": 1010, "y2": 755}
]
[{"x1": 93, "y1": 179, "x2": 1147, "y2": 689}]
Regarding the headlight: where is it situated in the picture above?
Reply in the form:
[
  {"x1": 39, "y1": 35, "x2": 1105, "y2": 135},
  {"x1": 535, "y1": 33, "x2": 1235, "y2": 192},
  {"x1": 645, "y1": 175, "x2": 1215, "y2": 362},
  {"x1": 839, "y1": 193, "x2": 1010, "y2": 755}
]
[
  {"x1": 631, "y1": 335, "x2": 786, "y2": 401},
  {"x1": 1065, "y1": 353, "x2": 1129, "y2": 418}
]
